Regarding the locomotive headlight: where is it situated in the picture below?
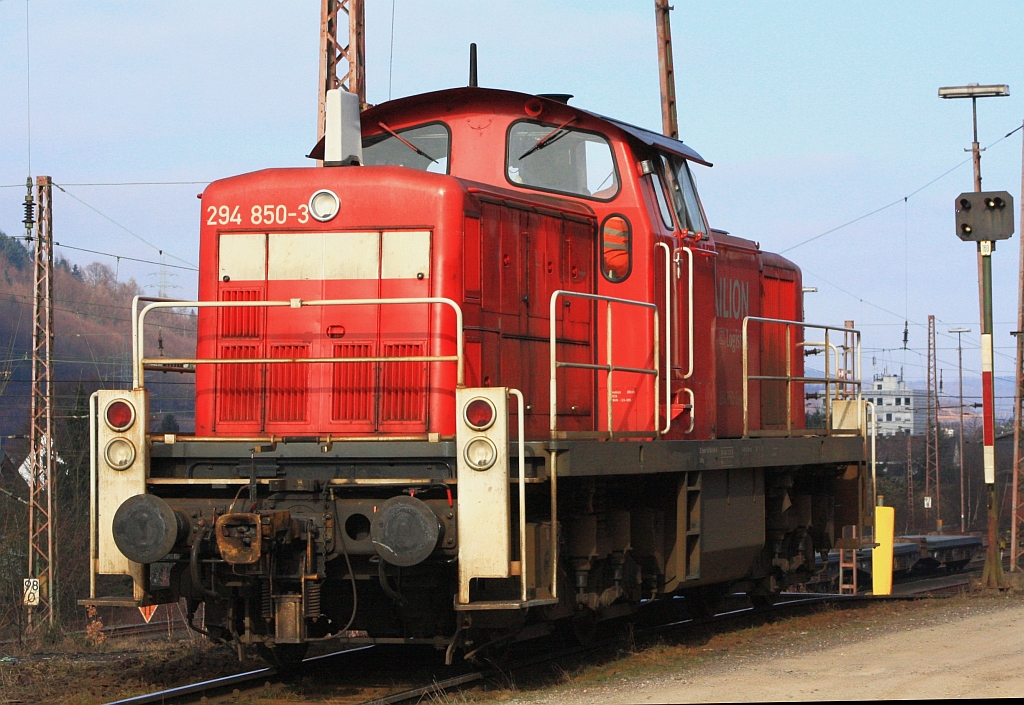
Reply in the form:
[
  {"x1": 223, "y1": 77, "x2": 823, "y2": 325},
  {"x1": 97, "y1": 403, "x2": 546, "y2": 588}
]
[
  {"x1": 309, "y1": 189, "x2": 340, "y2": 222},
  {"x1": 463, "y1": 397, "x2": 496, "y2": 431},
  {"x1": 104, "y1": 438, "x2": 136, "y2": 471},
  {"x1": 464, "y1": 437, "x2": 497, "y2": 471},
  {"x1": 104, "y1": 399, "x2": 136, "y2": 431}
]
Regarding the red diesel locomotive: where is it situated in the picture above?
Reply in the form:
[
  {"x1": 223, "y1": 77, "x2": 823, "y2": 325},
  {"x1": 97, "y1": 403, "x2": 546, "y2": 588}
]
[{"x1": 86, "y1": 86, "x2": 870, "y2": 664}]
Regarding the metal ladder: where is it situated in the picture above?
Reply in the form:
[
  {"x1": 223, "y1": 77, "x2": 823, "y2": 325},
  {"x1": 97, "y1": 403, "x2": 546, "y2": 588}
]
[{"x1": 838, "y1": 525, "x2": 858, "y2": 595}]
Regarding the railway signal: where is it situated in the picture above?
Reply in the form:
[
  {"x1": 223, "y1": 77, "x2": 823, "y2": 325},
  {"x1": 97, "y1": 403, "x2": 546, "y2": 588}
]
[
  {"x1": 940, "y1": 82, "x2": 1011, "y2": 588},
  {"x1": 954, "y1": 191, "x2": 1014, "y2": 242}
]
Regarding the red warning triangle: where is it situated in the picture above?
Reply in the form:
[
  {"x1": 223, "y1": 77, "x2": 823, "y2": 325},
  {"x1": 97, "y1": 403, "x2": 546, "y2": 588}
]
[{"x1": 139, "y1": 604, "x2": 159, "y2": 624}]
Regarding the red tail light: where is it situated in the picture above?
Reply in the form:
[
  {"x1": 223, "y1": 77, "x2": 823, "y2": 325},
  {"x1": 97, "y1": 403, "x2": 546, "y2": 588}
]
[
  {"x1": 105, "y1": 400, "x2": 135, "y2": 431},
  {"x1": 464, "y1": 398, "x2": 496, "y2": 431}
]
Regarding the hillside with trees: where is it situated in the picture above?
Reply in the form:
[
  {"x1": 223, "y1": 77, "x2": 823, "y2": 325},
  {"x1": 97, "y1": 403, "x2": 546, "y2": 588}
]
[{"x1": 0, "y1": 230, "x2": 196, "y2": 641}]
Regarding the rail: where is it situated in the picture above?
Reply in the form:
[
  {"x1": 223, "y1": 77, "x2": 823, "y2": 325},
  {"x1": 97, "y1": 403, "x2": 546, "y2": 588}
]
[
  {"x1": 741, "y1": 317, "x2": 861, "y2": 437},
  {"x1": 549, "y1": 290, "x2": 659, "y2": 439},
  {"x1": 131, "y1": 295, "x2": 464, "y2": 390}
]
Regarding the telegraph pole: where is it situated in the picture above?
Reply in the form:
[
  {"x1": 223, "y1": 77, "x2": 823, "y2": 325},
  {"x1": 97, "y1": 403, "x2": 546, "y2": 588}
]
[
  {"x1": 1012, "y1": 118, "x2": 1024, "y2": 572},
  {"x1": 318, "y1": 0, "x2": 366, "y2": 149},
  {"x1": 655, "y1": 1, "x2": 678, "y2": 139},
  {"x1": 26, "y1": 175, "x2": 56, "y2": 631}
]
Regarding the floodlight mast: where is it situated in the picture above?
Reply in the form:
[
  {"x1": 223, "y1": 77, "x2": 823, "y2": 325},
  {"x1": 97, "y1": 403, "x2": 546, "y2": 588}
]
[
  {"x1": 938, "y1": 83, "x2": 1010, "y2": 191},
  {"x1": 940, "y1": 82, "x2": 1010, "y2": 588}
]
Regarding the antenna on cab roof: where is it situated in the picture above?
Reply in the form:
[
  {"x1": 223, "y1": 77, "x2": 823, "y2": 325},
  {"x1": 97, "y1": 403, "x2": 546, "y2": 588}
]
[{"x1": 469, "y1": 43, "x2": 478, "y2": 87}]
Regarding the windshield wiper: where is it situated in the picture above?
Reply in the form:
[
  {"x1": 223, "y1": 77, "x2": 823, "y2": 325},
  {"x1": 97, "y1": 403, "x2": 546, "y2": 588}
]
[
  {"x1": 377, "y1": 121, "x2": 438, "y2": 164},
  {"x1": 518, "y1": 116, "x2": 577, "y2": 160}
]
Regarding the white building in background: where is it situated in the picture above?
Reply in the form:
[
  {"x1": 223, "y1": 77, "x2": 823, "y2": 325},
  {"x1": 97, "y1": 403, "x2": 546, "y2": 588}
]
[{"x1": 867, "y1": 374, "x2": 927, "y2": 435}]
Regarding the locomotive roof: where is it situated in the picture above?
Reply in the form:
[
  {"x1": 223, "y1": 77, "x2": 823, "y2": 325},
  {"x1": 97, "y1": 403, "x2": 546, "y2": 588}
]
[{"x1": 315, "y1": 87, "x2": 711, "y2": 167}]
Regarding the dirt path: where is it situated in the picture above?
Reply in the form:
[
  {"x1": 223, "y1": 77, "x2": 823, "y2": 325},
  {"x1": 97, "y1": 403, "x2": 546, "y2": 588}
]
[{"x1": 496, "y1": 594, "x2": 1024, "y2": 703}]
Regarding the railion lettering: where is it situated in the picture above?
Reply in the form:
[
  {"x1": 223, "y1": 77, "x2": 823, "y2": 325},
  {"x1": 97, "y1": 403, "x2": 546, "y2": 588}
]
[{"x1": 715, "y1": 277, "x2": 750, "y2": 320}]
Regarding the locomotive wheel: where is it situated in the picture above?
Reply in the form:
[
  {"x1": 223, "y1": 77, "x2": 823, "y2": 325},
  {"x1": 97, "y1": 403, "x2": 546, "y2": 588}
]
[{"x1": 257, "y1": 642, "x2": 309, "y2": 670}]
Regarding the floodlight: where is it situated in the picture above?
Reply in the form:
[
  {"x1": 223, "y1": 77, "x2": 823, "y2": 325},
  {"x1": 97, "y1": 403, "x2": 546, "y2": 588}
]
[{"x1": 938, "y1": 84, "x2": 1009, "y2": 99}]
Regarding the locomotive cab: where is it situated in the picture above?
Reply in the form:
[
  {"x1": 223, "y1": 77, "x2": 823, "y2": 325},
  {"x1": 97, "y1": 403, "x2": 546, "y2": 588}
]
[{"x1": 83, "y1": 87, "x2": 871, "y2": 663}]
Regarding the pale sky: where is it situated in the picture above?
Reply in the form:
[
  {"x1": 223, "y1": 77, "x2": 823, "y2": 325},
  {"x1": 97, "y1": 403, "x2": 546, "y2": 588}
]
[{"x1": 1, "y1": 1, "x2": 1022, "y2": 413}]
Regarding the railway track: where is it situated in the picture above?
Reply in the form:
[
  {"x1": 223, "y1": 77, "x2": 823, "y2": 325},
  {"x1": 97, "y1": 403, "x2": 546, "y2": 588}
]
[{"x1": 105, "y1": 581, "x2": 964, "y2": 705}]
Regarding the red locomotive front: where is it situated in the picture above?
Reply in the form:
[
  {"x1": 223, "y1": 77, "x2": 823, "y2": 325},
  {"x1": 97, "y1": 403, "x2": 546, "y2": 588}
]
[{"x1": 84, "y1": 87, "x2": 869, "y2": 664}]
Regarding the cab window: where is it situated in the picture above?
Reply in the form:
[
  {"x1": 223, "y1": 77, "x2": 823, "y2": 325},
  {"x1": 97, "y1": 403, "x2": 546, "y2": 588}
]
[
  {"x1": 601, "y1": 215, "x2": 631, "y2": 282},
  {"x1": 363, "y1": 122, "x2": 450, "y2": 174},
  {"x1": 506, "y1": 120, "x2": 619, "y2": 200},
  {"x1": 650, "y1": 170, "x2": 675, "y2": 230},
  {"x1": 661, "y1": 154, "x2": 707, "y2": 237}
]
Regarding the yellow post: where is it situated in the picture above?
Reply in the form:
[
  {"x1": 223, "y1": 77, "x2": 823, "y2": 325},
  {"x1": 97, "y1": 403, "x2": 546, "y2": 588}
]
[{"x1": 872, "y1": 506, "x2": 895, "y2": 595}]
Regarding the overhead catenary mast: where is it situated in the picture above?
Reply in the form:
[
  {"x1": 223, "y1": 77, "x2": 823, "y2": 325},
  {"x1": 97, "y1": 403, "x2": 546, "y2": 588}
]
[
  {"x1": 655, "y1": 1, "x2": 678, "y2": 139},
  {"x1": 925, "y1": 315, "x2": 942, "y2": 531},
  {"x1": 318, "y1": 0, "x2": 366, "y2": 149},
  {"x1": 26, "y1": 175, "x2": 56, "y2": 632}
]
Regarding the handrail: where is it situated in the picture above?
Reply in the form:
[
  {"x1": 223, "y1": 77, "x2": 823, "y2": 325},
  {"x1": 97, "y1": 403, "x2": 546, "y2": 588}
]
[
  {"x1": 509, "y1": 388, "x2": 529, "y2": 602},
  {"x1": 656, "y1": 242, "x2": 673, "y2": 435},
  {"x1": 866, "y1": 400, "x2": 877, "y2": 511},
  {"x1": 678, "y1": 247, "x2": 694, "y2": 379},
  {"x1": 132, "y1": 295, "x2": 464, "y2": 390},
  {"x1": 741, "y1": 316, "x2": 861, "y2": 438},
  {"x1": 549, "y1": 290, "x2": 659, "y2": 439}
]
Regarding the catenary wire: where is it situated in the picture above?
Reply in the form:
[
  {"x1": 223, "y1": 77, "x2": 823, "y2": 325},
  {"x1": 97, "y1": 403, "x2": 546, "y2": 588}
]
[{"x1": 780, "y1": 125, "x2": 1019, "y2": 255}]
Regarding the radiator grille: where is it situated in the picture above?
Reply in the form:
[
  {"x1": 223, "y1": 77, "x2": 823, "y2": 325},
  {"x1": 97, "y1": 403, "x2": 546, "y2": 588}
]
[
  {"x1": 219, "y1": 288, "x2": 263, "y2": 338},
  {"x1": 217, "y1": 345, "x2": 261, "y2": 423},
  {"x1": 331, "y1": 343, "x2": 375, "y2": 422},
  {"x1": 267, "y1": 345, "x2": 309, "y2": 423},
  {"x1": 379, "y1": 343, "x2": 426, "y2": 423}
]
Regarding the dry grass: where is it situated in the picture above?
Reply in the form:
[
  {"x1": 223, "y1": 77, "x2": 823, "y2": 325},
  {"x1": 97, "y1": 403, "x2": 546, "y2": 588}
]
[{"x1": 0, "y1": 635, "x2": 252, "y2": 705}]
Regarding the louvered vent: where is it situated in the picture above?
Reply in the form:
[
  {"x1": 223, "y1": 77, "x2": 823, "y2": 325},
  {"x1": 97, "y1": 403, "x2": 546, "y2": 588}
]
[
  {"x1": 380, "y1": 343, "x2": 427, "y2": 423},
  {"x1": 217, "y1": 345, "x2": 261, "y2": 423},
  {"x1": 219, "y1": 289, "x2": 263, "y2": 338},
  {"x1": 267, "y1": 345, "x2": 309, "y2": 423},
  {"x1": 331, "y1": 343, "x2": 375, "y2": 422}
]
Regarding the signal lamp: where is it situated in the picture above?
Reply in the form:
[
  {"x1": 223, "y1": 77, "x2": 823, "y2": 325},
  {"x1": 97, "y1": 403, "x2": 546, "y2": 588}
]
[
  {"x1": 464, "y1": 436, "x2": 497, "y2": 471},
  {"x1": 309, "y1": 189, "x2": 340, "y2": 222},
  {"x1": 104, "y1": 438, "x2": 136, "y2": 471},
  {"x1": 464, "y1": 397, "x2": 496, "y2": 430},
  {"x1": 105, "y1": 400, "x2": 135, "y2": 431}
]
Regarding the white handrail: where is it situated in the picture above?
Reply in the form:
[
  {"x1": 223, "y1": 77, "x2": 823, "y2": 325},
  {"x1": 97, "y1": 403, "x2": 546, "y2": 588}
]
[
  {"x1": 679, "y1": 247, "x2": 694, "y2": 380},
  {"x1": 509, "y1": 388, "x2": 528, "y2": 602},
  {"x1": 656, "y1": 242, "x2": 673, "y2": 435},
  {"x1": 132, "y1": 295, "x2": 464, "y2": 389},
  {"x1": 741, "y1": 316, "x2": 862, "y2": 437},
  {"x1": 548, "y1": 290, "x2": 659, "y2": 438}
]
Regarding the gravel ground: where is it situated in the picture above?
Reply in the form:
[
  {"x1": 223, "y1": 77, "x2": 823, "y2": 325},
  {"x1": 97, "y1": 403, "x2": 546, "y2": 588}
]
[{"x1": 485, "y1": 592, "x2": 1024, "y2": 703}]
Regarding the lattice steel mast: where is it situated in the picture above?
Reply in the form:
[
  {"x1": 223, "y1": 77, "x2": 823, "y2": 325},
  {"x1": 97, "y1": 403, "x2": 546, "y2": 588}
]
[
  {"x1": 925, "y1": 315, "x2": 942, "y2": 531},
  {"x1": 318, "y1": 0, "x2": 366, "y2": 148},
  {"x1": 655, "y1": 1, "x2": 678, "y2": 139},
  {"x1": 27, "y1": 175, "x2": 56, "y2": 631},
  {"x1": 906, "y1": 432, "x2": 915, "y2": 532}
]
